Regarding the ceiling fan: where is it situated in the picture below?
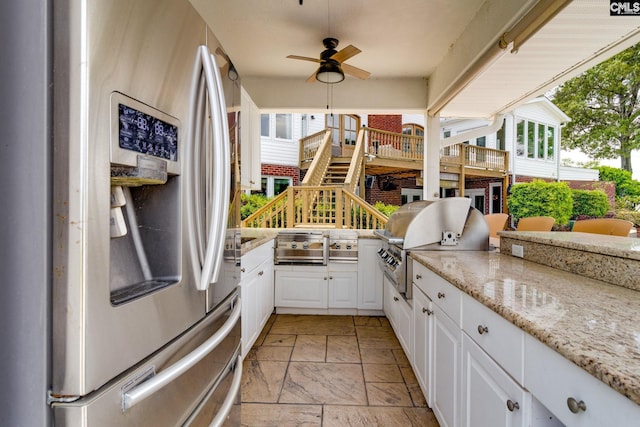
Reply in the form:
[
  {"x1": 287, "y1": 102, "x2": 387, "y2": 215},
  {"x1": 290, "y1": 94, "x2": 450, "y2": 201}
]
[{"x1": 287, "y1": 37, "x2": 371, "y2": 83}]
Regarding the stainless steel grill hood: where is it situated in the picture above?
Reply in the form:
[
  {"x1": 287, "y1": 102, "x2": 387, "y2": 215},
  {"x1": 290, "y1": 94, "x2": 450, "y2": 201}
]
[{"x1": 376, "y1": 198, "x2": 489, "y2": 251}]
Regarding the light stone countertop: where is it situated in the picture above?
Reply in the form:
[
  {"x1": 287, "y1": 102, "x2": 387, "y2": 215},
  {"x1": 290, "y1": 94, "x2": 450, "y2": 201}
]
[
  {"x1": 410, "y1": 250, "x2": 640, "y2": 406},
  {"x1": 498, "y1": 230, "x2": 640, "y2": 260}
]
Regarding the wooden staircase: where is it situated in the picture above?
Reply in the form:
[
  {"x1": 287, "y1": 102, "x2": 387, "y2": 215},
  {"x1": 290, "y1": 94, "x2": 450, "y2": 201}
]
[{"x1": 322, "y1": 159, "x2": 351, "y2": 185}]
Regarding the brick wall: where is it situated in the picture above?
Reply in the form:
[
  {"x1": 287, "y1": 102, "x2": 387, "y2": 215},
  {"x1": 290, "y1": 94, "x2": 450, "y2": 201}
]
[
  {"x1": 368, "y1": 115, "x2": 402, "y2": 133},
  {"x1": 261, "y1": 164, "x2": 300, "y2": 185},
  {"x1": 364, "y1": 176, "x2": 420, "y2": 206}
]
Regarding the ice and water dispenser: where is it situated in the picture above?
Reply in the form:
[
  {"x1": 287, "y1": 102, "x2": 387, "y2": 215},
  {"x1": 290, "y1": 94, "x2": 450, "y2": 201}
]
[{"x1": 109, "y1": 93, "x2": 181, "y2": 305}]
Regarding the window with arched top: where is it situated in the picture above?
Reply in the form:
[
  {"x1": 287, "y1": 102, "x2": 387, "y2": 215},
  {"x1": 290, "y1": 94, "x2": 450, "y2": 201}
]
[{"x1": 402, "y1": 123, "x2": 424, "y2": 137}]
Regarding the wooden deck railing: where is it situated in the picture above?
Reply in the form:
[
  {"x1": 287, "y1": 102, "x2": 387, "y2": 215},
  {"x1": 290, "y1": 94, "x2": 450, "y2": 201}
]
[
  {"x1": 241, "y1": 186, "x2": 388, "y2": 229},
  {"x1": 364, "y1": 127, "x2": 424, "y2": 161},
  {"x1": 343, "y1": 128, "x2": 366, "y2": 193},
  {"x1": 300, "y1": 129, "x2": 331, "y2": 166},
  {"x1": 440, "y1": 143, "x2": 508, "y2": 172},
  {"x1": 300, "y1": 130, "x2": 332, "y2": 186}
]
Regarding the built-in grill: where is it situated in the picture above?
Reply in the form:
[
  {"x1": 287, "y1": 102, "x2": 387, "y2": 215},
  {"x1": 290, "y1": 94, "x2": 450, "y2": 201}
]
[
  {"x1": 374, "y1": 197, "x2": 489, "y2": 299},
  {"x1": 329, "y1": 232, "x2": 358, "y2": 262},
  {"x1": 274, "y1": 231, "x2": 329, "y2": 265}
]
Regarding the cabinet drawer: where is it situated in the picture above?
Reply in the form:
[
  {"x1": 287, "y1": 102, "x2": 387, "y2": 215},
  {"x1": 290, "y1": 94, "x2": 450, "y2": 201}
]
[
  {"x1": 412, "y1": 261, "x2": 460, "y2": 325},
  {"x1": 462, "y1": 293, "x2": 524, "y2": 384},
  {"x1": 524, "y1": 334, "x2": 640, "y2": 426},
  {"x1": 241, "y1": 239, "x2": 273, "y2": 276}
]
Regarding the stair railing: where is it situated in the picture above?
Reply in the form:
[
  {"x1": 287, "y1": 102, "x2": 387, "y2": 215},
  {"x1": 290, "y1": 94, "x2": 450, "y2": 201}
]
[
  {"x1": 343, "y1": 128, "x2": 366, "y2": 193},
  {"x1": 300, "y1": 130, "x2": 332, "y2": 186}
]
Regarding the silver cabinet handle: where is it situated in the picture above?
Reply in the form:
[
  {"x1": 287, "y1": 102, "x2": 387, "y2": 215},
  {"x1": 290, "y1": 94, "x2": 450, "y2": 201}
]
[
  {"x1": 477, "y1": 325, "x2": 489, "y2": 335},
  {"x1": 506, "y1": 400, "x2": 520, "y2": 412},
  {"x1": 258, "y1": 270, "x2": 264, "y2": 276},
  {"x1": 209, "y1": 354, "x2": 243, "y2": 427},
  {"x1": 393, "y1": 296, "x2": 399, "y2": 301},
  {"x1": 567, "y1": 397, "x2": 587, "y2": 414},
  {"x1": 240, "y1": 267, "x2": 246, "y2": 273},
  {"x1": 438, "y1": 292, "x2": 445, "y2": 299},
  {"x1": 122, "y1": 296, "x2": 241, "y2": 410},
  {"x1": 422, "y1": 307, "x2": 433, "y2": 315},
  {"x1": 416, "y1": 274, "x2": 422, "y2": 279}
]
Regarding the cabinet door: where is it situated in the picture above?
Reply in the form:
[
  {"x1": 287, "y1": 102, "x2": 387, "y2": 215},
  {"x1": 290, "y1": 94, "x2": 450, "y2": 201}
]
[
  {"x1": 412, "y1": 284, "x2": 433, "y2": 407},
  {"x1": 275, "y1": 268, "x2": 328, "y2": 309},
  {"x1": 432, "y1": 305, "x2": 461, "y2": 427},
  {"x1": 461, "y1": 334, "x2": 528, "y2": 427},
  {"x1": 383, "y1": 278, "x2": 412, "y2": 359},
  {"x1": 241, "y1": 272, "x2": 259, "y2": 357},
  {"x1": 257, "y1": 259, "x2": 274, "y2": 332},
  {"x1": 357, "y1": 239, "x2": 383, "y2": 310},
  {"x1": 328, "y1": 270, "x2": 357, "y2": 308}
]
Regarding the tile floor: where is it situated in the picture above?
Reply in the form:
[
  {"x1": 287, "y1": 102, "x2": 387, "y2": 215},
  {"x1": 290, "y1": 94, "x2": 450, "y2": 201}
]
[{"x1": 240, "y1": 314, "x2": 440, "y2": 426}]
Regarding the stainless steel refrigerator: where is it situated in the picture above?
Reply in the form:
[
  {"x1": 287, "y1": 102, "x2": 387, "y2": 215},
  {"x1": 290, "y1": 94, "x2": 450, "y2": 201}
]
[{"x1": 39, "y1": 0, "x2": 242, "y2": 425}]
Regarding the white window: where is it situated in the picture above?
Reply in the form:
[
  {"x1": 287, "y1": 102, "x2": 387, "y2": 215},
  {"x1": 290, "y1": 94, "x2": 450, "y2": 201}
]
[
  {"x1": 275, "y1": 114, "x2": 292, "y2": 140},
  {"x1": 516, "y1": 118, "x2": 556, "y2": 161},
  {"x1": 260, "y1": 114, "x2": 270, "y2": 137},
  {"x1": 401, "y1": 188, "x2": 422, "y2": 205},
  {"x1": 465, "y1": 189, "x2": 485, "y2": 213},
  {"x1": 260, "y1": 176, "x2": 292, "y2": 197}
]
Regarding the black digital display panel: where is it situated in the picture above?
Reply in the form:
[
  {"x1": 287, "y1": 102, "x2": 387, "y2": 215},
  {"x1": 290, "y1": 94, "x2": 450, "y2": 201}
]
[{"x1": 118, "y1": 103, "x2": 178, "y2": 161}]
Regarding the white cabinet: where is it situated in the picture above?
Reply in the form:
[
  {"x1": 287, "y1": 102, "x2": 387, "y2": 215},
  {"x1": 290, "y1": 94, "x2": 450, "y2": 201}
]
[
  {"x1": 383, "y1": 276, "x2": 412, "y2": 359},
  {"x1": 461, "y1": 334, "x2": 529, "y2": 427},
  {"x1": 275, "y1": 262, "x2": 357, "y2": 310},
  {"x1": 357, "y1": 238, "x2": 384, "y2": 310},
  {"x1": 275, "y1": 266, "x2": 328, "y2": 309},
  {"x1": 525, "y1": 334, "x2": 640, "y2": 427},
  {"x1": 240, "y1": 239, "x2": 275, "y2": 357},
  {"x1": 432, "y1": 303, "x2": 461, "y2": 427},
  {"x1": 412, "y1": 283, "x2": 433, "y2": 406},
  {"x1": 240, "y1": 87, "x2": 261, "y2": 190}
]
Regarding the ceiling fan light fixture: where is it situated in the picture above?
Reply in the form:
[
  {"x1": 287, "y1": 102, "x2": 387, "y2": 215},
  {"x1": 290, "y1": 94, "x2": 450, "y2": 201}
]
[{"x1": 315, "y1": 61, "x2": 344, "y2": 84}]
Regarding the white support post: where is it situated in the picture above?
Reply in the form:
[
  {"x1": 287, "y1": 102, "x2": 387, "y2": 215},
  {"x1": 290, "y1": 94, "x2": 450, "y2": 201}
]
[{"x1": 424, "y1": 112, "x2": 441, "y2": 201}]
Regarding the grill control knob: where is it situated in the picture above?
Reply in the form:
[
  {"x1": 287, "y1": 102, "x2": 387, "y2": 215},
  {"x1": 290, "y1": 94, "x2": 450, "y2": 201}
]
[
  {"x1": 335, "y1": 243, "x2": 341, "y2": 249},
  {"x1": 303, "y1": 242, "x2": 309, "y2": 249},
  {"x1": 291, "y1": 243, "x2": 297, "y2": 249},
  {"x1": 377, "y1": 248, "x2": 385, "y2": 254},
  {"x1": 346, "y1": 244, "x2": 352, "y2": 250}
]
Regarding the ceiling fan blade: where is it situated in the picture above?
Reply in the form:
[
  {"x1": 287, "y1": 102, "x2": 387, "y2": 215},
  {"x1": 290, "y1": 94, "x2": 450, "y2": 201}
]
[
  {"x1": 306, "y1": 70, "x2": 318, "y2": 83},
  {"x1": 341, "y1": 63, "x2": 371, "y2": 80},
  {"x1": 287, "y1": 55, "x2": 322, "y2": 63},
  {"x1": 331, "y1": 45, "x2": 361, "y2": 63}
]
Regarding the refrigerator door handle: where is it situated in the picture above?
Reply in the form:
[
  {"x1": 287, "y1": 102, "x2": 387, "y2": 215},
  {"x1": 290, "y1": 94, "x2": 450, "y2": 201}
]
[
  {"x1": 208, "y1": 354, "x2": 242, "y2": 427},
  {"x1": 198, "y1": 49, "x2": 229, "y2": 291},
  {"x1": 121, "y1": 296, "x2": 241, "y2": 410},
  {"x1": 185, "y1": 46, "x2": 231, "y2": 291}
]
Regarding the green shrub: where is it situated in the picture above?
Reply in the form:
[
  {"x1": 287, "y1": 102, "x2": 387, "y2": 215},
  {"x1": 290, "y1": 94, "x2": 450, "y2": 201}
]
[
  {"x1": 571, "y1": 189, "x2": 610, "y2": 218},
  {"x1": 507, "y1": 180, "x2": 573, "y2": 225},
  {"x1": 373, "y1": 201, "x2": 399, "y2": 217},
  {"x1": 615, "y1": 209, "x2": 640, "y2": 227},
  {"x1": 240, "y1": 193, "x2": 272, "y2": 220}
]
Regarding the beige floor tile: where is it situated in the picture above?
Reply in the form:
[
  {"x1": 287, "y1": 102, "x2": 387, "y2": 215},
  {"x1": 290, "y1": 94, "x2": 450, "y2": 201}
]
[
  {"x1": 363, "y1": 364, "x2": 404, "y2": 383},
  {"x1": 327, "y1": 335, "x2": 361, "y2": 363},
  {"x1": 360, "y1": 348, "x2": 397, "y2": 364},
  {"x1": 407, "y1": 383, "x2": 428, "y2": 407},
  {"x1": 291, "y1": 335, "x2": 327, "y2": 362},
  {"x1": 393, "y1": 349, "x2": 411, "y2": 367},
  {"x1": 241, "y1": 360, "x2": 288, "y2": 403},
  {"x1": 254, "y1": 346, "x2": 293, "y2": 361},
  {"x1": 262, "y1": 334, "x2": 296, "y2": 347},
  {"x1": 356, "y1": 325, "x2": 402, "y2": 349},
  {"x1": 322, "y1": 405, "x2": 439, "y2": 427},
  {"x1": 354, "y1": 316, "x2": 383, "y2": 326},
  {"x1": 240, "y1": 403, "x2": 322, "y2": 427},
  {"x1": 270, "y1": 314, "x2": 355, "y2": 335},
  {"x1": 400, "y1": 366, "x2": 418, "y2": 385},
  {"x1": 366, "y1": 382, "x2": 413, "y2": 406},
  {"x1": 254, "y1": 315, "x2": 276, "y2": 347},
  {"x1": 279, "y1": 362, "x2": 367, "y2": 405}
]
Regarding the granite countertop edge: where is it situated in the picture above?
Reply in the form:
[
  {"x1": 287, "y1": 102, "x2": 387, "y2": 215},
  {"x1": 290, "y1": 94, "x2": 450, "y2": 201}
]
[{"x1": 410, "y1": 250, "x2": 640, "y2": 406}]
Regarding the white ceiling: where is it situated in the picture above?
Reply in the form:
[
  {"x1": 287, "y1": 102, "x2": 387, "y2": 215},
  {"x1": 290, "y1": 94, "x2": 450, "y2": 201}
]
[{"x1": 191, "y1": 0, "x2": 640, "y2": 118}]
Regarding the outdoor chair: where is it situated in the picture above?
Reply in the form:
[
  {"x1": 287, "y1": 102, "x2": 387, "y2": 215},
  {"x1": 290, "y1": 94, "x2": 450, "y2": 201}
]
[
  {"x1": 516, "y1": 216, "x2": 555, "y2": 232},
  {"x1": 484, "y1": 213, "x2": 509, "y2": 239},
  {"x1": 571, "y1": 218, "x2": 633, "y2": 237}
]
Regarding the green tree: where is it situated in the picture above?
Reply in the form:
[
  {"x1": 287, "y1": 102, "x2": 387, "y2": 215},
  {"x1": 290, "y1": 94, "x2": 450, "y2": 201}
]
[{"x1": 551, "y1": 43, "x2": 640, "y2": 173}]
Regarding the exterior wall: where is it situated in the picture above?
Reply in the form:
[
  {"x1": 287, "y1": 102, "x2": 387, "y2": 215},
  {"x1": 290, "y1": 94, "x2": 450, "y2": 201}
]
[
  {"x1": 368, "y1": 115, "x2": 402, "y2": 133},
  {"x1": 365, "y1": 176, "x2": 418, "y2": 206},
  {"x1": 261, "y1": 164, "x2": 300, "y2": 185}
]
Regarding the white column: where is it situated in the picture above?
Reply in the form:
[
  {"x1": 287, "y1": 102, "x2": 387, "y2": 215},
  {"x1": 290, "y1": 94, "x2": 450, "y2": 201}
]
[{"x1": 424, "y1": 112, "x2": 441, "y2": 200}]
